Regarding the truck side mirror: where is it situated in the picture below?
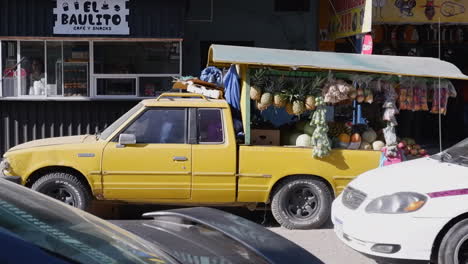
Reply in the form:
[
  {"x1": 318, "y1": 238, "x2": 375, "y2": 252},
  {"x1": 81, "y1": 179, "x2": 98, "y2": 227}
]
[{"x1": 117, "y1": 134, "x2": 136, "y2": 148}]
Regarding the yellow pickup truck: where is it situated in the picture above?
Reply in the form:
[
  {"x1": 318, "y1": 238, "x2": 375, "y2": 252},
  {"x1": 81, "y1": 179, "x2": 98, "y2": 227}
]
[{"x1": 0, "y1": 93, "x2": 379, "y2": 229}]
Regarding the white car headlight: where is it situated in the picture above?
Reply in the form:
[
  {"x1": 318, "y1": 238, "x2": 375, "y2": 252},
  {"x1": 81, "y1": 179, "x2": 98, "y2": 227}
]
[{"x1": 365, "y1": 192, "x2": 427, "y2": 214}]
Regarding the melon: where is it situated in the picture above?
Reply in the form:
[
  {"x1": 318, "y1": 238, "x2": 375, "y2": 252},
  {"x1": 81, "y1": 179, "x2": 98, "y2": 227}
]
[
  {"x1": 296, "y1": 134, "x2": 312, "y2": 147},
  {"x1": 360, "y1": 142, "x2": 372, "y2": 150},
  {"x1": 372, "y1": 141, "x2": 385, "y2": 151},
  {"x1": 281, "y1": 131, "x2": 302, "y2": 146},
  {"x1": 362, "y1": 129, "x2": 377, "y2": 143},
  {"x1": 288, "y1": 132, "x2": 302, "y2": 146}
]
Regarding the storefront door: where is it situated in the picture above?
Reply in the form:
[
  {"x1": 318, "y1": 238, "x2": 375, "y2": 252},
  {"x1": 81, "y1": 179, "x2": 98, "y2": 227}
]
[{"x1": 101, "y1": 108, "x2": 191, "y2": 200}]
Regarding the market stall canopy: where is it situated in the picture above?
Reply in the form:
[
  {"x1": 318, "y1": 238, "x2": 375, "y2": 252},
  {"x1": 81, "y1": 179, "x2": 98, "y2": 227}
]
[{"x1": 208, "y1": 45, "x2": 468, "y2": 80}]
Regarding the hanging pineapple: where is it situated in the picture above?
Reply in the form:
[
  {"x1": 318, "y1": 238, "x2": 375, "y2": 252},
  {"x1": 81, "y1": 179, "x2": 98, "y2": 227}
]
[
  {"x1": 257, "y1": 101, "x2": 269, "y2": 111},
  {"x1": 284, "y1": 78, "x2": 308, "y2": 116},
  {"x1": 273, "y1": 76, "x2": 288, "y2": 108},
  {"x1": 250, "y1": 69, "x2": 267, "y2": 101},
  {"x1": 305, "y1": 76, "x2": 326, "y2": 110},
  {"x1": 293, "y1": 100, "x2": 306, "y2": 115},
  {"x1": 285, "y1": 102, "x2": 294, "y2": 115},
  {"x1": 259, "y1": 75, "x2": 274, "y2": 107}
]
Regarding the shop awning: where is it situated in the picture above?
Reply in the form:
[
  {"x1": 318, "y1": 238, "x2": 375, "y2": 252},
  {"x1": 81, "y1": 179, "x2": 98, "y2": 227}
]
[{"x1": 208, "y1": 45, "x2": 468, "y2": 80}]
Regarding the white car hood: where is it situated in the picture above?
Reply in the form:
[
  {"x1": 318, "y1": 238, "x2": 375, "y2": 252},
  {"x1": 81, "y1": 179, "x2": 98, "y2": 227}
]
[{"x1": 349, "y1": 157, "x2": 468, "y2": 198}]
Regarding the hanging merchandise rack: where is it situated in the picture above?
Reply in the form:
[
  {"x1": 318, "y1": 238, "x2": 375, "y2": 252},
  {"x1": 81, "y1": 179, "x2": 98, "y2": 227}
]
[{"x1": 206, "y1": 44, "x2": 468, "y2": 162}]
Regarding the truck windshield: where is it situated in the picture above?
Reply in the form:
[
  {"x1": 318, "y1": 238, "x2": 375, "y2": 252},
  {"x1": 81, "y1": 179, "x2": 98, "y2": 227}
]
[
  {"x1": 99, "y1": 103, "x2": 143, "y2": 140},
  {"x1": 431, "y1": 138, "x2": 468, "y2": 166}
]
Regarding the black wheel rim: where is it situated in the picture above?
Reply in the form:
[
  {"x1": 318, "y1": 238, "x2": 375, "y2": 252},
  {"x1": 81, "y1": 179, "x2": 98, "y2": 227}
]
[
  {"x1": 455, "y1": 234, "x2": 468, "y2": 264},
  {"x1": 42, "y1": 184, "x2": 76, "y2": 207},
  {"x1": 283, "y1": 184, "x2": 319, "y2": 221}
]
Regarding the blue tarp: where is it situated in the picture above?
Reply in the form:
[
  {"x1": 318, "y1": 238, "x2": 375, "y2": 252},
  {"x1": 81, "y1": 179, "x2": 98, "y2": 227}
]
[
  {"x1": 200, "y1": 66, "x2": 223, "y2": 87},
  {"x1": 223, "y1": 65, "x2": 241, "y2": 111}
]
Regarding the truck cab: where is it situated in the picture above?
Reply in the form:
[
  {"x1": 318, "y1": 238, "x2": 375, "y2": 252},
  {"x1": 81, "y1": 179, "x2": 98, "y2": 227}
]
[{"x1": 1, "y1": 93, "x2": 380, "y2": 229}]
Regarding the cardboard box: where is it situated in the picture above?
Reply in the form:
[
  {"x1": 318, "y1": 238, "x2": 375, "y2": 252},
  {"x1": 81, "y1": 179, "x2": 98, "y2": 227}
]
[{"x1": 251, "y1": 129, "x2": 280, "y2": 146}]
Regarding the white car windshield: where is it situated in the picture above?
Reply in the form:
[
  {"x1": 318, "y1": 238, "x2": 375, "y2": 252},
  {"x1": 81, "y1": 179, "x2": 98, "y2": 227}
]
[{"x1": 432, "y1": 138, "x2": 468, "y2": 166}]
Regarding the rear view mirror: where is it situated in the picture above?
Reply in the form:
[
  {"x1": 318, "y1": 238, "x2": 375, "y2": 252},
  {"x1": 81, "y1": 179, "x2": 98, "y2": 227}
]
[{"x1": 117, "y1": 134, "x2": 136, "y2": 148}]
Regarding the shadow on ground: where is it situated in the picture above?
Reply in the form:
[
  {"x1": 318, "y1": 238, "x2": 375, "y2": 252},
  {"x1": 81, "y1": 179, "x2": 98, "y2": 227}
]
[{"x1": 90, "y1": 201, "x2": 333, "y2": 229}]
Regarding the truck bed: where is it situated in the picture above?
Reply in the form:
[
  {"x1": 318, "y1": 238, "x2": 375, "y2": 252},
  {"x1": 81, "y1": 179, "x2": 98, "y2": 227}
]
[{"x1": 237, "y1": 145, "x2": 381, "y2": 202}]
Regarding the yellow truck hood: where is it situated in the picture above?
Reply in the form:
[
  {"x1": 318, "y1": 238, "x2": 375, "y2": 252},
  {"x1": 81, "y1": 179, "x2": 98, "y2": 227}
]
[{"x1": 8, "y1": 135, "x2": 93, "y2": 152}]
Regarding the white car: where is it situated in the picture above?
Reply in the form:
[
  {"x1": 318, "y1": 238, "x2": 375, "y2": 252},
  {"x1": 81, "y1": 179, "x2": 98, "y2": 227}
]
[{"x1": 332, "y1": 139, "x2": 468, "y2": 264}]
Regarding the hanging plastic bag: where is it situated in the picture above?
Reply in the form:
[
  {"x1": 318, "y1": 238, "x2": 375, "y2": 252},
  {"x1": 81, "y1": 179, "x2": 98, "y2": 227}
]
[{"x1": 383, "y1": 124, "x2": 397, "y2": 146}]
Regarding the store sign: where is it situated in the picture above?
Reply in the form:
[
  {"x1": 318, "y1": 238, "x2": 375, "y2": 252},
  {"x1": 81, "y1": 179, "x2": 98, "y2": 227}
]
[
  {"x1": 373, "y1": 0, "x2": 468, "y2": 24},
  {"x1": 329, "y1": 0, "x2": 372, "y2": 39},
  {"x1": 53, "y1": 0, "x2": 130, "y2": 35},
  {"x1": 361, "y1": 34, "x2": 373, "y2": 54}
]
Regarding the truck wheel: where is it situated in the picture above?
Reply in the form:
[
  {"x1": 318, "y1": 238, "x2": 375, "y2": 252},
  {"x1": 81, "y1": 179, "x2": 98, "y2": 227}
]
[
  {"x1": 438, "y1": 219, "x2": 468, "y2": 264},
  {"x1": 31, "y1": 172, "x2": 92, "y2": 210},
  {"x1": 271, "y1": 177, "x2": 332, "y2": 229}
]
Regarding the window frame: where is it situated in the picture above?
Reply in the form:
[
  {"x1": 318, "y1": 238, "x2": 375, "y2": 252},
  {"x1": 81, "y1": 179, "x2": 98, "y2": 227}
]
[
  {"x1": 91, "y1": 40, "x2": 182, "y2": 99},
  {"x1": 113, "y1": 107, "x2": 189, "y2": 145},
  {"x1": 196, "y1": 108, "x2": 225, "y2": 145},
  {"x1": 0, "y1": 39, "x2": 183, "y2": 100}
]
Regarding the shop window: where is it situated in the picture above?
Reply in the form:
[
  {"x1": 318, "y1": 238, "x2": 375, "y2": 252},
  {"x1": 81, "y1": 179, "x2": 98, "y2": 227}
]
[
  {"x1": 93, "y1": 42, "x2": 180, "y2": 74},
  {"x1": 46, "y1": 42, "x2": 62, "y2": 96},
  {"x1": 97, "y1": 78, "x2": 136, "y2": 96},
  {"x1": 20, "y1": 41, "x2": 45, "y2": 96},
  {"x1": 122, "y1": 108, "x2": 187, "y2": 144},
  {"x1": 138, "y1": 77, "x2": 173, "y2": 97},
  {"x1": 274, "y1": 0, "x2": 310, "y2": 12},
  {"x1": 1, "y1": 41, "x2": 18, "y2": 97},
  {"x1": 63, "y1": 42, "x2": 89, "y2": 97},
  {"x1": 198, "y1": 109, "x2": 224, "y2": 143}
]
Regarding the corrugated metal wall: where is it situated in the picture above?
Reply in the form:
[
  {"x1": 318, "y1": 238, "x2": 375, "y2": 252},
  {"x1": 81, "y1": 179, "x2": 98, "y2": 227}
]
[
  {"x1": 0, "y1": 0, "x2": 185, "y2": 38},
  {"x1": 0, "y1": 100, "x2": 137, "y2": 156}
]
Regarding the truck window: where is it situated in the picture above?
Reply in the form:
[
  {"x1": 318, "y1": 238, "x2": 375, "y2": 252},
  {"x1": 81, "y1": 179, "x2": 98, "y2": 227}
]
[
  {"x1": 122, "y1": 108, "x2": 187, "y2": 144},
  {"x1": 198, "y1": 109, "x2": 224, "y2": 143}
]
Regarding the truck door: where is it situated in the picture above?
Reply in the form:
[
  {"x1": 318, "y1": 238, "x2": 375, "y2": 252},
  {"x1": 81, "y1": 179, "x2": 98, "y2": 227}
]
[
  {"x1": 101, "y1": 108, "x2": 191, "y2": 200},
  {"x1": 190, "y1": 108, "x2": 237, "y2": 202}
]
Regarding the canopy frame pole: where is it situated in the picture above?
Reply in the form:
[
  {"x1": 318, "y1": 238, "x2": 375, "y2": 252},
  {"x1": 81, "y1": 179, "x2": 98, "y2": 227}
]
[{"x1": 438, "y1": 18, "x2": 443, "y2": 153}]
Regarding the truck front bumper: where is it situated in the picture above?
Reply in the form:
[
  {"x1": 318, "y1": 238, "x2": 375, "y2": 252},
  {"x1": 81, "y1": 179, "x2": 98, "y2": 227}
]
[{"x1": 0, "y1": 159, "x2": 21, "y2": 184}]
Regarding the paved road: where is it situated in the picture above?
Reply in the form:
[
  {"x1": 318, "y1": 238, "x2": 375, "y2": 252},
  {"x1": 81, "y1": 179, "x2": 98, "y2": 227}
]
[
  {"x1": 101, "y1": 203, "x2": 376, "y2": 264},
  {"x1": 270, "y1": 227, "x2": 376, "y2": 264}
]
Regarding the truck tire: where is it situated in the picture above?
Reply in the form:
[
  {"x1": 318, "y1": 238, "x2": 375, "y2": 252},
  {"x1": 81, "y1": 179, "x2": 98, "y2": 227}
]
[
  {"x1": 438, "y1": 218, "x2": 468, "y2": 264},
  {"x1": 31, "y1": 172, "x2": 92, "y2": 210},
  {"x1": 271, "y1": 177, "x2": 332, "y2": 229}
]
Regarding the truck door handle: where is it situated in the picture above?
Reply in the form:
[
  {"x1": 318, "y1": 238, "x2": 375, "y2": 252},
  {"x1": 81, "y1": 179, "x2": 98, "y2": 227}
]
[{"x1": 173, "y1": 156, "x2": 188, "y2": 161}]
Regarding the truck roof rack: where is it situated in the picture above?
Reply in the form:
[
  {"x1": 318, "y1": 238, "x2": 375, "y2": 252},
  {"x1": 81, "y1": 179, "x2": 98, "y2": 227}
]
[{"x1": 156, "y1": 93, "x2": 208, "y2": 101}]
